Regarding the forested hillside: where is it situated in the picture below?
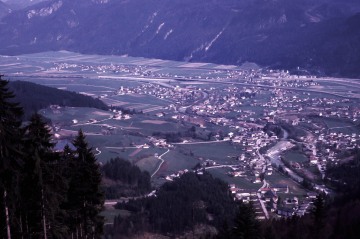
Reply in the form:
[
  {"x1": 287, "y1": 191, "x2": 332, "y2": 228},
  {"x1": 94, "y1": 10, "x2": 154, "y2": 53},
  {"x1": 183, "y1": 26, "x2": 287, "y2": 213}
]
[
  {"x1": 107, "y1": 172, "x2": 238, "y2": 237},
  {"x1": 106, "y1": 174, "x2": 360, "y2": 239},
  {"x1": 102, "y1": 158, "x2": 152, "y2": 199},
  {"x1": 326, "y1": 148, "x2": 360, "y2": 200},
  {"x1": 8, "y1": 80, "x2": 108, "y2": 119},
  {"x1": 103, "y1": 149, "x2": 360, "y2": 238},
  {"x1": 0, "y1": 1, "x2": 10, "y2": 19}
]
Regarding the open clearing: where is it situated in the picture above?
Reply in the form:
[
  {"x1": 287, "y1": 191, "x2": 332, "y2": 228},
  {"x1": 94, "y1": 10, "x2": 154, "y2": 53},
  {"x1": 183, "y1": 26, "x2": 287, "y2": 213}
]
[{"x1": 141, "y1": 120, "x2": 167, "y2": 125}]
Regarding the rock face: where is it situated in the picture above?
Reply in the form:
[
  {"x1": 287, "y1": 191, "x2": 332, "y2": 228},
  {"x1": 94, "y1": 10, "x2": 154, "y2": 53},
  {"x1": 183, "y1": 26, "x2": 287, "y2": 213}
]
[
  {"x1": 0, "y1": 1, "x2": 11, "y2": 19},
  {"x1": 0, "y1": 0, "x2": 360, "y2": 77},
  {"x1": 1, "y1": 0, "x2": 46, "y2": 10}
]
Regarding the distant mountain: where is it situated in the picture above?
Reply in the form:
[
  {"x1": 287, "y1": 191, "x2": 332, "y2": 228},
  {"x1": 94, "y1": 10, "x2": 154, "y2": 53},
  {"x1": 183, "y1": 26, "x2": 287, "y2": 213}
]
[
  {"x1": 8, "y1": 80, "x2": 108, "y2": 119},
  {"x1": 0, "y1": 1, "x2": 11, "y2": 19},
  {"x1": 2, "y1": 0, "x2": 46, "y2": 10},
  {"x1": 0, "y1": 0, "x2": 360, "y2": 77}
]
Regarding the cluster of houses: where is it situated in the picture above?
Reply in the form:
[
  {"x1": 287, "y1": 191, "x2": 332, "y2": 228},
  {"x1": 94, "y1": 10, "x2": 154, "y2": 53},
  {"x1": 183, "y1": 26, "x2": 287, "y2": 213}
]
[
  {"x1": 117, "y1": 83, "x2": 203, "y2": 105},
  {"x1": 187, "y1": 86, "x2": 261, "y2": 118},
  {"x1": 296, "y1": 130, "x2": 360, "y2": 175},
  {"x1": 148, "y1": 137, "x2": 172, "y2": 148},
  {"x1": 164, "y1": 169, "x2": 190, "y2": 181},
  {"x1": 112, "y1": 109, "x2": 131, "y2": 120},
  {"x1": 229, "y1": 183, "x2": 317, "y2": 219},
  {"x1": 52, "y1": 61, "x2": 152, "y2": 77}
]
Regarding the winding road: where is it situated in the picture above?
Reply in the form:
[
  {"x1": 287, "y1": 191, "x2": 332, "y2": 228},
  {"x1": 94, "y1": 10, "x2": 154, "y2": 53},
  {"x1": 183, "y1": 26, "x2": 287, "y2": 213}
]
[
  {"x1": 95, "y1": 147, "x2": 101, "y2": 156},
  {"x1": 151, "y1": 149, "x2": 170, "y2": 178},
  {"x1": 257, "y1": 179, "x2": 270, "y2": 219}
]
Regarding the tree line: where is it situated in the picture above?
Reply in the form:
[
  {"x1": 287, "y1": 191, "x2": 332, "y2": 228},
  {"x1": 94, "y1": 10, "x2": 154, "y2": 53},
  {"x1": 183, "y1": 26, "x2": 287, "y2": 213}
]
[
  {"x1": 106, "y1": 172, "x2": 238, "y2": 237},
  {"x1": 106, "y1": 169, "x2": 360, "y2": 239},
  {"x1": 102, "y1": 157, "x2": 152, "y2": 199},
  {"x1": 0, "y1": 77, "x2": 104, "y2": 238},
  {"x1": 326, "y1": 147, "x2": 360, "y2": 200},
  {"x1": 8, "y1": 80, "x2": 108, "y2": 119},
  {"x1": 152, "y1": 125, "x2": 212, "y2": 143}
]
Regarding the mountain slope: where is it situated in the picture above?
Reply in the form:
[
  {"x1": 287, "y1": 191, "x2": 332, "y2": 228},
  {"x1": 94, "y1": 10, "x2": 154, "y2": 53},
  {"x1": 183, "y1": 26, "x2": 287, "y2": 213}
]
[
  {"x1": 0, "y1": 1, "x2": 11, "y2": 19},
  {"x1": 0, "y1": 0, "x2": 360, "y2": 77},
  {"x1": 2, "y1": 0, "x2": 45, "y2": 10}
]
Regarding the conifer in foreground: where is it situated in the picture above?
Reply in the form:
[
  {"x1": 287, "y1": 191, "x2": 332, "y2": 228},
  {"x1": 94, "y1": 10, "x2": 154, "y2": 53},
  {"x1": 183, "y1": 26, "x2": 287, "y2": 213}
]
[
  {"x1": 0, "y1": 76, "x2": 24, "y2": 239},
  {"x1": 66, "y1": 130, "x2": 104, "y2": 238}
]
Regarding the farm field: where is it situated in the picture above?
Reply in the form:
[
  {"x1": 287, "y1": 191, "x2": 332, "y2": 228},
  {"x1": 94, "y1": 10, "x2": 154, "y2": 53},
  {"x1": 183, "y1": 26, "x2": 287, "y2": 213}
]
[
  {"x1": 282, "y1": 151, "x2": 309, "y2": 164},
  {"x1": 135, "y1": 156, "x2": 162, "y2": 175},
  {"x1": 322, "y1": 117, "x2": 360, "y2": 134},
  {"x1": 177, "y1": 141, "x2": 242, "y2": 163},
  {"x1": 158, "y1": 149, "x2": 199, "y2": 174},
  {"x1": 42, "y1": 106, "x2": 204, "y2": 175},
  {"x1": 207, "y1": 167, "x2": 259, "y2": 190},
  {"x1": 266, "y1": 171, "x2": 307, "y2": 198}
]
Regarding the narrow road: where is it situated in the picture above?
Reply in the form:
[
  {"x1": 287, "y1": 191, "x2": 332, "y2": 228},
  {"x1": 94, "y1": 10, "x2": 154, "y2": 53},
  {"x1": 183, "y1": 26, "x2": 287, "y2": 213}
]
[
  {"x1": 173, "y1": 138, "x2": 230, "y2": 145},
  {"x1": 205, "y1": 164, "x2": 238, "y2": 170},
  {"x1": 257, "y1": 179, "x2": 269, "y2": 219},
  {"x1": 45, "y1": 83, "x2": 117, "y2": 90},
  {"x1": 72, "y1": 116, "x2": 113, "y2": 127},
  {"x1": 95, "y1": 147, "x2": 101, "y2": 156},
  {"x1": 329, "y1": 125, "x2": 357, "y2": 130},
  {"x1": 151, "y1": 149, "x2": 170, "y2": 178},
  {"x1": 105, "y1": 146, "x2": 139, "y2": 149},
  {"x1": 255, "y1": 140, "x2": 270, "y2": 220}
]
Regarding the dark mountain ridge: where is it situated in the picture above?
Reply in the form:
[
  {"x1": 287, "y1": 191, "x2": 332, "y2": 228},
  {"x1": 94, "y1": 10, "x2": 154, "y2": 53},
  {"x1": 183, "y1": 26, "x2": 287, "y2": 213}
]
[
  {"x1": 8, "y1": 80, "x2": 108, "y2": 119},
  {"x1": 0, "y1": 0, "x2": 360, "y2": 77},
  {"x1": 1, "y1": 0, "x2": 46, "y2": 10},
  {"x1": 0, "y1": 1, "x2": 11, "y2": 19}
]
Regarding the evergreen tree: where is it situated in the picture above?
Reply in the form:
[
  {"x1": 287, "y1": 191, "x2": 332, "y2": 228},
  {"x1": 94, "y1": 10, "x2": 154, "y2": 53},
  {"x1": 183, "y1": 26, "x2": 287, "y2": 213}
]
[
  {"x1": 62, "y1": 144, "x2": 74, "y2": 162},
  {"x1": 21, "y1": 113, "x2": 68, "y2": 238},
  {"x1": 233, "y1": 202, "x2": 261, "y2": 239},
  {"x1": 263, "y1": 226, "x2": 277, "y2": 239},
  {"x1": 217, "y1": 221, "x2": 233, "y2": 239},
  {"x1": 101, "y1": 157, "x2": 151, "y2": 199},
  {"x1": 0, "y1": 76, "x2": 24, "y2": 239},
  {"x1": 66, "y1": 130, "x2": 104, "y2": 238},
  {"x1": 310, "y1": 195, "x2": 326, "y2": 238}
]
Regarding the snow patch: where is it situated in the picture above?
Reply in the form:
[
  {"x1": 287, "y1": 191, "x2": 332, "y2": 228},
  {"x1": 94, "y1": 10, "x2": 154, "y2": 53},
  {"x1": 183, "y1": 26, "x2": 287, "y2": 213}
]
[
  {"x1": 27, "y1": 1, "x2": 63, "y2": 19},
  {"x1": 307, "y1": 14, "x2": 322, "y2": 23},
  {"x1": 278, "y1": 14, "x2": 287, "y2": 24},
  {"x1": 156, "y1": 22, "x2": 165, "y2": 34},
  {"x1": 305, "y1": 8, "x2": 323, "y2": 23},
  {"x1": 185, "y1": 44, "x2": 206, "y2": 61},
  {"x1": 92, "y1": 0, "x2": 110, "y2": 4},
  {"x1": 67, "y1": 20, "x2": 79, "y2": 28},
  {"x1": 141, "y1": 12, "x2": 158, "y2": 33},
  {"x1": 185, "y1": 27, "x2": 226, "y2": 60},
  {"x1": 30, "y1": 37, "x2": 37, "y2": 45},
  {"x1": 205, "y1": 28, "x2": 225, "y2": 52},
  {"x1": 164, "y1": 29, "x2": 173, "y2": 40},
  {"x1": 150, "y1": 12, "x2": 158, "y2": 23}
]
